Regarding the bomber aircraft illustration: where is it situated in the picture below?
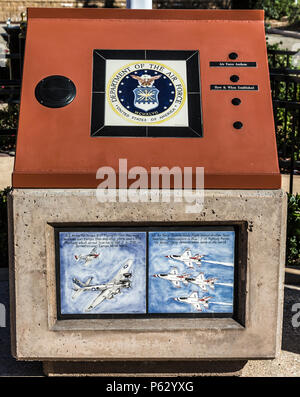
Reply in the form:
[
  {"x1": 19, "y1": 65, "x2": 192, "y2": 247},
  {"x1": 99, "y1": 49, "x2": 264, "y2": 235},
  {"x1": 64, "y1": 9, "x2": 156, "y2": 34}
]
[
  {"x1": 185, "y1": 272, "x2": 218, "y2": 291},
  {"x1": 153, "y1": 267, "x2": 191, "y2": 288},
  {"x1": 74, "y1": 247, "x2": 100, "y2": 266},
  {"x1": 174, "y1": 292, "x2": 213, "y2": 312},
  {"x1": 165, "y1": 248, "x2": 205, "y2": 269},
  {"x1": 72, "y1": 259, "x2": 133, "y2": 311}
]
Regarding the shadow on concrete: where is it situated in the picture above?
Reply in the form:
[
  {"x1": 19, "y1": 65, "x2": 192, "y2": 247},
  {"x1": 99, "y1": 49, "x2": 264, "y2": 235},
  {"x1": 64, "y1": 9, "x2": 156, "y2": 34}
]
[
  {"x1": 0, "y1": 280, "x2": 44, "y2": 376},
  {"x1": 43, "y1": 360, "x2": 247, "y2": 377},
  {"x1": 281, "y1": 286, "x2": 300, "y2": 355}
]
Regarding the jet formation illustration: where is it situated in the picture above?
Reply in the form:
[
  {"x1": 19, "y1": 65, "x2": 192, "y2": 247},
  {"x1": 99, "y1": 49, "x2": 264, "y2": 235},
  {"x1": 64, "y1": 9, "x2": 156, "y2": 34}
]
[
  {"x1": 72, "y1": 259, "x2": 133, "y2": 311},
  {"x1": 154, "y1": 248, "x2": 233, "y2": 312},
  {"x1": 153, "y1": 268, "x2": 217, "y2": 291},
  {"x1": 174, "y1": 292, "x2": 213, "y2": 311},
  {"x1": 165, "y1": 248, "x2": 205, "y2": 269}
]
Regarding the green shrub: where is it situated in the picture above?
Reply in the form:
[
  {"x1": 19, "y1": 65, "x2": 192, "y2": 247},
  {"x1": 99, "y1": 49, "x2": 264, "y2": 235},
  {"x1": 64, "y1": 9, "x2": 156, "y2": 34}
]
[
  {"x1": 0, "y1": 104, "x2": 19, "y2": 130},
  {"x1": 0, "y1": 104, "x2": 19, "y2": 154},
  {"x1": 252, "y1": 0, "x2": 300, "y2": 23},
  {"x1": 287, "y1": 193, "x2": 300, "y2": 266}
]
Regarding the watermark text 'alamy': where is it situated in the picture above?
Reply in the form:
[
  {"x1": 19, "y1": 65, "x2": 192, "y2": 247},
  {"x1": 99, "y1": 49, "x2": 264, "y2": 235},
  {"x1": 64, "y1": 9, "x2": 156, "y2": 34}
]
[{"x1": 96, "y1": 159, "x2": 204, "y2": 213}]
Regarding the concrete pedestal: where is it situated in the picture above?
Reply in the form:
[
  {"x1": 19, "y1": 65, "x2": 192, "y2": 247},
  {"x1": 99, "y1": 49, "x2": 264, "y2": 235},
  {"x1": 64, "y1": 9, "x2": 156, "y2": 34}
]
[{"x1": 8, "y1": 189, "x2": 286, "y2": 372}]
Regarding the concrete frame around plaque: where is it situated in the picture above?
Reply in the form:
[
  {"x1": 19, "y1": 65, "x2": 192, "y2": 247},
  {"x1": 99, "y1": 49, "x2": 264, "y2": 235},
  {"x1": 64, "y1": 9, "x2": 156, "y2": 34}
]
[{"x1": 9, "y1": 189, "x2": 286, "y2": 363}]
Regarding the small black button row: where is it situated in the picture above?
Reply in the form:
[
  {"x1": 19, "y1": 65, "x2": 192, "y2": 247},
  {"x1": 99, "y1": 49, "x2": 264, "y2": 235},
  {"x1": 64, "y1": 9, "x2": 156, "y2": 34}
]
[
  {"x1": 216, "y1": 52, "x2": 242, "y2": 129},
  {"x1": 229, "y1": 54, "x2": 242, "y2": 83},
  {"x1": 233, "y1": 121, "x2": 243, "y2": 130},
  {"x1": 229, "y1": 54, "x2": 243, "y2": 129},
  {"x1": 229, "y1": 52, "x2": 238, "y2": 60},
  {"x1": 228, "y1": 53, "x2": 244, "y2": 83},
  {"x1": 230, "y1": 75, "x2": 239, "y2": 83},
  {"x1": 229, "y1": 54, "x2": 239, "y2": 82},
  {"x1": 232, "y1": 98, "x2": 241, "y2": 106}
]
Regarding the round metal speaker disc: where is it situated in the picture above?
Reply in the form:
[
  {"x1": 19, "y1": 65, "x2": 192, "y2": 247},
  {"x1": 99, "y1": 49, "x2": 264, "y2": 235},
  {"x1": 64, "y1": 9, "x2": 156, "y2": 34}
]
[{"x1": 35, "y1": 75, "x2": 76, "y2": 108}]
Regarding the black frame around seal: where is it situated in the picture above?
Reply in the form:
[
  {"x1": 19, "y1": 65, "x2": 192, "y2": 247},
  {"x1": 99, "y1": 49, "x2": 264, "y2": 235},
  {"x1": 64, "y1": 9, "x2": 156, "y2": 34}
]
[
  {"x1": 54, "y1": 222, "x2": 247, "y2": 325},
  {"x1": 90, "y1": 50, "x2": 202, "y2": 138}
]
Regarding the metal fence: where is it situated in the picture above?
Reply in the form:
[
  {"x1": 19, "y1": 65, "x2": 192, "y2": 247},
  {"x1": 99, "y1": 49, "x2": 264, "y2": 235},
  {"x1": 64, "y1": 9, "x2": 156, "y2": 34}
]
[
  {"x1": 0, "y1": 24, "x2": 299, "y2": 192},
  {"x1": 268, "y1": 49, "x2": 300, "y2": 193},
  {"x1": 154, "y1": 0, "x2": 232, "y2": 8},
  {"x1": 0, "y1": 23, "x2": 24, "y2": 156}
]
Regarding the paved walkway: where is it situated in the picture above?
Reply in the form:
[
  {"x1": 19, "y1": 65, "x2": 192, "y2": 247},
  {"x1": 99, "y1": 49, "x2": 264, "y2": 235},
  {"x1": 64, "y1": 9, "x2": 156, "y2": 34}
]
[
  {"x1": 282, "y1": 174, "x2": 300, "y2": 194},
  {"x1": 0, "y1": 275, "x2": 43, "y2": 376},
  {"x1": 240, "y1": 285, "x2": 300, "y2": 377},
  {"x1": 0, "y1": 155, "x2": 14, "y2": 189},
  {"x1": 266, "y1": 32, "x2": 300, "y2": 68}
]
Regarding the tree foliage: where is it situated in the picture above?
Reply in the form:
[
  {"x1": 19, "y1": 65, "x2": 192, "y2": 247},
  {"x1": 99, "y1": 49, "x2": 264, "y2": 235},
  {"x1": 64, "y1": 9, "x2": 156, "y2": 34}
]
[
  {"x1": 253, "y1": 0, "x2": 299, "y2": 23},
  {"x1": 287, "y1": 193, "x2": 300, "y2": 265},
  {"x1": 232, "y1": 0, "x2": 300, "y2": 24}
]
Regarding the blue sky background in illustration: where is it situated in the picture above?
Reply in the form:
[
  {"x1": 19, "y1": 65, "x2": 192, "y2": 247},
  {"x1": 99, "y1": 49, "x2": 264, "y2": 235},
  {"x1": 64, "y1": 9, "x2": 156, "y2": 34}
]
[
  {"x1": 59, "y1": 231, "x2": 146, "y2": 314},
  {"x1": 148, "y1": 231, "x2": 235, "y2": 313}
]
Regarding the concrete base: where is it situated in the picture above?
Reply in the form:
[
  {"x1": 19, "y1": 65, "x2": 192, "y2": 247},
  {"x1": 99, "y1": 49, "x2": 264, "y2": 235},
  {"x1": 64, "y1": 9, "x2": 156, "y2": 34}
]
[
  {"x1": 43, "y1": 360, "x2": 248, "y2": 377},
  {"x1": 9, "y1": 189, "x2": 287, "y2": 362}
]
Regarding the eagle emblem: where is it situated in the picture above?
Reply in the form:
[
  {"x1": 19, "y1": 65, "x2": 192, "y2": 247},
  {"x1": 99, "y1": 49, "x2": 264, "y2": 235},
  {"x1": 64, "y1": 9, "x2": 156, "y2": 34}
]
[
  {"x1": 131, "y1": 73, "x2": 162, "y2": 112},
  {"x1": 130, "y1": 73, "x2": 162, "y2": 87}
]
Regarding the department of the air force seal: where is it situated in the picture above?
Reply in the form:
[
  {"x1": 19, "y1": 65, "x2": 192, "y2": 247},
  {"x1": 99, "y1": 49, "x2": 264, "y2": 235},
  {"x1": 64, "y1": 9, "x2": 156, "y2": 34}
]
[{"x1": 107, "y1": 61, "x2": 186, "y2": 125}]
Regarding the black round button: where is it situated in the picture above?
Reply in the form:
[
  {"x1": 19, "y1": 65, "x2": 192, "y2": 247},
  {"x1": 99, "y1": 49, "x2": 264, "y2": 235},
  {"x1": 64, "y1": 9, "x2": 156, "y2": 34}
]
[
  {"x1": 233, "y1": 121, "x2": 243, "y2": 130},
  {"x1": 230, "y1": 75, "x2": 239, "y2": 83},
  {"x1": 35, "y1": 75, "x2": 76, "y2": 108},
  {"x1": 229, "y1": 52, "x2": 238, "y2": 60},
  {"x1": 232, "y1": 98, "x2": 241, "y2": 106}
]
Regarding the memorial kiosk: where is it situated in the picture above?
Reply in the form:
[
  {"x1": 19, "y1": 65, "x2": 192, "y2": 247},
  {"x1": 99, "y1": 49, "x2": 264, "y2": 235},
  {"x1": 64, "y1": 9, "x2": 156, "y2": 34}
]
[{"x1": 9, "y1": 8, "x2": 286, "y2": 375}]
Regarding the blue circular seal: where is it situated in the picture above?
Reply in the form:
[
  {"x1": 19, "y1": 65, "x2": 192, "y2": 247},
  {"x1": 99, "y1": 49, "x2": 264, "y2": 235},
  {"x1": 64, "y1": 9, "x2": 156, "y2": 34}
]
[
  {"x1": 107, "y1": 61, "x2": 186, "y2": 125},
  {"x1": 117, "y1": 70, "x2": 176, "y2": 116}
]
